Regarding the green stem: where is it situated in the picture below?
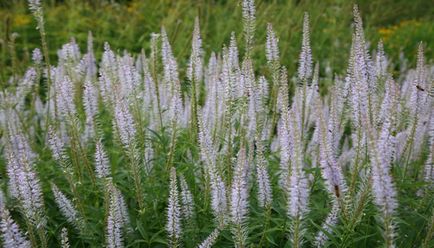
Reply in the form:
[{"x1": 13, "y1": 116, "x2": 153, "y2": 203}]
[
  {"x1": 165, "y1": 121, "x2": 178, "y2": 171},
  {"x1": 37, "y1": 226, "x2": 48, "y2": 248},
  {"x1": 191, "y1": 77, "x2": 199, "y2": 143},
  {"x1": 384, "y1": 215, "x2": 395, "y2": 248},
  {"x1": 349, "y1": 128, "x2": 363, "y2": 197},
  {"x1": 26, "y1": 221, "x2": 38, "y2": 248},
  {"x1": 423, "y1": 210, "x2": 434, "y2": 248},
  {"x1": 128, "y1": 145, "x2": 145, "y2": 210},
  {"x1": 258, "y1": 205, "x2": 272, "y2": 247},
  {"x1": 291, "y1": 217, "x2": 302, "y2": 248}
]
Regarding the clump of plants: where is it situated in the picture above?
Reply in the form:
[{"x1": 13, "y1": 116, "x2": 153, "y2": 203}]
[{"x1": 0, "y1": 0, "x2": 433, "y2": 247}]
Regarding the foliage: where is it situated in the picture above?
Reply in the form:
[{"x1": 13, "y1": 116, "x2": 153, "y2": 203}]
[{"x1": 0, "y1": 1, "x2": 433, "y2": 248}]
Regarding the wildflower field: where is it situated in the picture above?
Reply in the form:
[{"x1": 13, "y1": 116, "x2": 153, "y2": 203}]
[{"x1": 0, "y1": 0, "x2": 433, "y2": 247}]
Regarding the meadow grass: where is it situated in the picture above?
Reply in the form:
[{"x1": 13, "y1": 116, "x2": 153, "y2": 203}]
[
  {"x1": 0, "y1": 0, "x2": 433, "y2": 247},
  {"x1": 0, "y1": 0, "x2": 433, "y2": 82}
]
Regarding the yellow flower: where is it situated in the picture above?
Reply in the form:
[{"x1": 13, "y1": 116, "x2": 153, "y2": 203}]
[
  {"x1": 13, "y1": 14, "x2": 31, "y2": 27},
  {"x1": 127, "y1": 1, "x2": 140, "y2": 13},
  {"x1": 378, "y1": 19, "x2": 422, "y2": 41},
  {"x1": 378, "y1": 27, "x2": 393, "y2": 41}
]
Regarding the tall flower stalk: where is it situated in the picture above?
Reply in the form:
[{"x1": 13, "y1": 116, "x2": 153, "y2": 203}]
[
  {"x1": 188, "y1": 17, "x2": 203, "y2": 141},
  {"x1": 0, "y1": 190, "x2": 31, "y2": 248},
  {"x1": 27, "y1": 0, "x2": 54, "y2": 132},
  {"x1": 1, "y1": 2, "x2": 433, "y2": 248},
  {"x1": 167, "y1": 167, "x2": 181, "y2": 248},
  {"x1": 230, "y1": 147, "x2": 249, "y2": 248}
]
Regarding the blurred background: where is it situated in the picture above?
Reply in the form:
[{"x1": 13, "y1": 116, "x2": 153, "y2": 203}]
[{"x1": 0, "y1": 0, "x2": 433, "y2": 83}]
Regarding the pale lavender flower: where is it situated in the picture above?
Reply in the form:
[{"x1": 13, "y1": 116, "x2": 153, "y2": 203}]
[
  {"x1": 60, "y1": 228, "x2": 70, "y2": 248},
  {"x1": 256, "y1": 142, "x2": 272, "y2": 208},
  {"x1": 32, "y1": 48, "x2": 43, "y2": 65},
  {"x1": 287, "y1": 170, "x2": 309, "y2": 219},
  {"x1": 161, "y1": 28, "x2": 183, "y2": 124},
  {"x1": 277, "y1": 67, "x2": 289, "y2": 112},
  {"x1": 246, "y1": 63, "x2": 258, "y2": 139},
  {"x1": 0, "y1": 190, "x2": 31, "y2": 248},
  {"x1": 375, "y1": 40, "x2": 388, "y2": 79},
  {"x1": 424, "y1": 113, "x2": 434, "y2": 185},
  {"x1": 257, "y1": 76, "x2": 269, "y2": 104},
  {"x1": 198, "y1": 114, "x2": 227, "y2": 223},
  {"x1": 56, "y1": 75, "x2": 76, "y2": 118},
  {"x1": 266, "y1": 23, "x2": 279, "y2": 64},
  {"x1": 51, "y1": 183, "x2": 83, "y2": 230},
  {"x1": 304, "y1": 63, "x2": 320, "y2": 126},
  {"x1": 83, "y1": 80, "x2": 98, "y2": 140},
  {"x1": 58, "y1": 39, "x2": 81, "y2": 63},
  {"x1": 197, "y1": 228, "x2": 220, "y2": 248},
  {"x1": 169, "y1": 74, "x2": 184, "y2": 126},
  {"x1": 100, "y1": 42, "x2": 117, "y2": 78},
  {"x1": 231, "y1": 147, "x2": 249, "y2": 224},
  {"x1": 240, "y1": 58, "x2": 254, "y2": 99},
  {"x1": 113, "y1": 187, "x2": 132, "y2": 234},
  {"x1": 99, "y1": 70, "x2": 114, "y2": 105},
  {"x1": 377, "y1": 77, "x2": 400, "y2": 128},
  {"x1": 328, "y1": 83, "x2": 346, "y2": 152},
  {"x1": 181, "y1": 96, "x2": 192, "y2": 127},
  {"x1": 413, "y1": 113, "x2": 430, "y2": 160},
  {"x1": 4, "y1": 148, "x2": 19, "y2": 199},
  {"x1": 31, "y1": 95, "x2": 44, "y2": 118},
  {"x1": 47, "y1": 126, "x2": 67, "y2": 162},
  {"x1": 0, "y1": 209, "x2": 31, "y2": 248},
  {"x1": 278, "y1": 109, "x2": 291, "y2": 191},
  {"x1": 407, "y1": 44, "x2": 431, "y2": 160},
  {"x1": 117, "y1": 55, "x2": 141, "y2": 98},
  {"x1": 347, "y1": 6, "x2": 373, "y2": 134},
  {"x1": 424, "y1": 152, "x2": 434, "y2": 186},
  {"x1": 372, "y1": 122, "x2": 397, "y2": 211},
  {"x1": 369, "y1": 120, "x2": 398, "y2": 246},
  {"x1": 202, "y1": 53, "x2": 221, "y2": 128},
  {"x1": 106, "y1": 183, "x2": 131, "y2": 248},
  {"x1": 394, "y1": 131, "x2": 408, "y2": 162},
  {"x1": 228, "y1": 32, "x2": 240, "y2": 70},
  {"x1": 230, "y1": 147, "x2": 249, "y2": 247},
  {"x1": 28, "y1": 0, "x2": 44, "y2": 31},
  {"x1": 160, "y1": 27, "x2": 172, "y2": 70},
  {"x1": 84, "y1": 31, "x2": 97, "y2": 80},
  {"x1": 5, "y1": 134, "x2": 45, "y2": 227},
  {"x1": 350, "y1": 40, "x2": 369, "y2": 126},
  {"x1": 242, "y1": 0, "x2": 256, "y2": 53},
  {"x1": 98, "y1": 43, "x2": 117, "y2": 105},
  {"x1": 314, "y1": 201, "x2": 339, "y2": 247},
  {"x1": 187, "y1": 17, "x2": 203, "y2": 83},
  {"x1": 287, "y1": 107, "x2": 309, "y2": 219},
  {"x1": 179, "y1": 175, "x2": 195, "y2": 220},
  {"x1": 167, "y1": 167, "x2": 181, "y2": 247},
  {"x1": 0, "y1": 191, "x2": 5, "y2": 211},
  {"x1": 353, "y1": 5, "x2": 374, "y2": 87},
  {"x1": 19, "y1": 68, "x2": 37, "y2": 94},
  {"x1": 315, "y1": 99, "x2": 347, "y2": 199},
  {"x1": 113, "y1": 98, "x2": 136, "y2": 147},
  {"x1": 95, "y1": 139, "x2": 111, "y2": 178},
  {"x1": 106, "y1": 198, "x2": 124, "y2": 248},
  {"x1": 28, "y1": 0, "x2": 41, "y2": 13},
  {"x1": 6, "y1": 123, "x2": 36, "y2": 163},
  {"x1": 138, "y1": 52, "x2": 157, "y2": 117},
  {"x1": 298, "y1": 12, "x2": 312, "y2": 82},
  {"x1": 209, "y1": 167, "x2": 228, "y2": 225},
  {"x1": 198, "y1": 113, "x2": 217, "y2": 169}
]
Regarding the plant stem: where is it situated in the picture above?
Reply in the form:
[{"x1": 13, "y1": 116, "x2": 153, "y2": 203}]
[{"x1": 258, "y1": 205, "x2": 272, "y2": 247}]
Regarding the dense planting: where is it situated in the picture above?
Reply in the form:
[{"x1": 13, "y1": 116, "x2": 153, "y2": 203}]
[{"x1": 0, "y1": 0, "x2": 433, "y2": 247}]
